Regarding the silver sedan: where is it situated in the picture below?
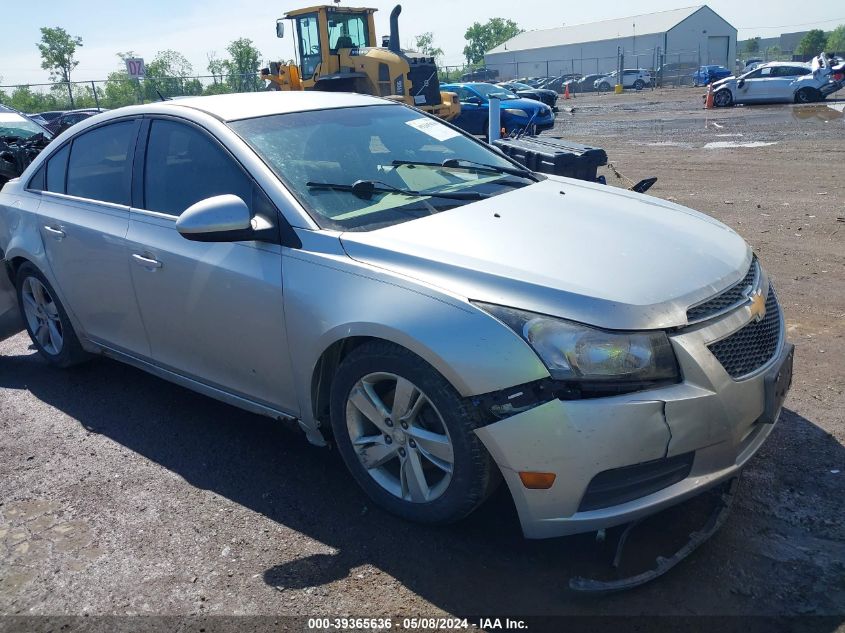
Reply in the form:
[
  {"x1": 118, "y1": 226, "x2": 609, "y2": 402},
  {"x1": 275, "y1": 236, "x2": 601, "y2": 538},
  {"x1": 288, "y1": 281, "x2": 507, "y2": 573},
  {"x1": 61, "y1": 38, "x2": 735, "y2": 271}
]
[{"x1": 0, "y1": 92, "x2": 793, "y2": 538}]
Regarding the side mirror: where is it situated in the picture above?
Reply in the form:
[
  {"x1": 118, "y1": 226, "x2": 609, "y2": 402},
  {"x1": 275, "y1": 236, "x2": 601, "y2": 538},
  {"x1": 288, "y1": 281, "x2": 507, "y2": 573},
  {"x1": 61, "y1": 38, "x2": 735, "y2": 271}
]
[
  {"x1": 737, "y1": 78, "x2": 745, "y2": 89},
  {"x1": 466, "y1": 96, "x2": 483, "y2": 105},
  {"x1": 276, "y1": 19, "x2": 285, "y2": 38},
  {"x1": 177, "y1": 194, "x2": 260, "y2": 243}
]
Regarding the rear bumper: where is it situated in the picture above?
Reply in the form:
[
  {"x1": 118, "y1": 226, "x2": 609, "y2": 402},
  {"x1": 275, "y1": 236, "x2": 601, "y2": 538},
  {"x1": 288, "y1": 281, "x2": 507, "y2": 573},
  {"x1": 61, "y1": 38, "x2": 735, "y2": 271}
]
[
  {"x1": 475, "y1": 299, "x2": 790, "y2": 539},
  {"x1": 0, "y1": 258, "x2": 23, "y2": 343}
]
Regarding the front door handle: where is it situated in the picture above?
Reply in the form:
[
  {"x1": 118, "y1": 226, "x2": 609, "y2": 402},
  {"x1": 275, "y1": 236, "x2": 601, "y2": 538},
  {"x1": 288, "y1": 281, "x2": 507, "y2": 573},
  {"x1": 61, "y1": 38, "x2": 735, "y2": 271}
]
[
  {"x1": 43, "y1": 225, "x2": 66, "y2": 240},
  {"x1": 132, "y1": 253, "x2": 163, "y2": 270}
]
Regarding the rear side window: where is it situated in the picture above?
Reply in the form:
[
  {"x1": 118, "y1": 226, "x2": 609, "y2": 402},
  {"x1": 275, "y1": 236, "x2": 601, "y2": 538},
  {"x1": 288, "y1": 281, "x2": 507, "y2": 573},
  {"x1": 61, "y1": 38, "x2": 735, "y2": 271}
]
[
  {"x1": 47, "y1": 144, "x2": 70, "y2": 193},
  {"x1": 143, "y1": 119, "x2": 252, "y2": 216},
  {"x1": 66, "y1": 121, "x2": 136, "y2": 205}
]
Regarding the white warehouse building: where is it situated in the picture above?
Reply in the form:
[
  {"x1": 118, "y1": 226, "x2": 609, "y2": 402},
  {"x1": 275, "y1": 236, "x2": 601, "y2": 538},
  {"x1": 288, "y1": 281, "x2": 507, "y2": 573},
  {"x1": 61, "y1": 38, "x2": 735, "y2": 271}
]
[{"x1": 484, "y1": 6, "x2": 736, "y2": 81}]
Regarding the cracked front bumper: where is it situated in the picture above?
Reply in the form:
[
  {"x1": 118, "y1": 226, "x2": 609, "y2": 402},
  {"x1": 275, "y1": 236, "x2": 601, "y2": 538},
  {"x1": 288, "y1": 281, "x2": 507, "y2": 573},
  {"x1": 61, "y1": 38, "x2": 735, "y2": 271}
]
[{"x1": 475, "y1": 303, "x2": 790, "y2": 539}]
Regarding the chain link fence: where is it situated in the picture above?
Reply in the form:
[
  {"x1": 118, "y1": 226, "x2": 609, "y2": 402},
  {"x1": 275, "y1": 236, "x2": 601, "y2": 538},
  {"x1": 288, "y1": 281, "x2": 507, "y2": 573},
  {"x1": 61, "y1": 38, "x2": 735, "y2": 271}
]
[
  {"x1": 440, "y1": 46, "x2": 804, "y2": 91},
  {"x1": 0, "y1": 73, "x2": 264, "y2": 114}
]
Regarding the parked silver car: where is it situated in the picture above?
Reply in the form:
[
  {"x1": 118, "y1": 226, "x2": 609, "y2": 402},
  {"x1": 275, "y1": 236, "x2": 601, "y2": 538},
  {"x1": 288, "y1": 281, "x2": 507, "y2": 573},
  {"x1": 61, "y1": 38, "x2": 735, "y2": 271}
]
[{"x1": 0, "y1": 92, "x2": 793, "y2": 538}]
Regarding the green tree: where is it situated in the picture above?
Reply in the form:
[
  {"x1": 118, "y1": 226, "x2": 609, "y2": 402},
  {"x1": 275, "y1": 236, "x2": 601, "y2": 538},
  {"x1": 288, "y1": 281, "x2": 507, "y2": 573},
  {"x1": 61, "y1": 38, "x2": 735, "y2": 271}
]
[
  {"x1": 207, "y1": 51, "x2": 226, "y2": 85},
  {"x1": 414, "y1": 32, "x2": 444, "y2": 64},
  {"x1": 827, "y1": 25, "x2": 845, "y2": 52},
  {"x1": 144, "y1": 49, "x2": 194, "y2": 100},
  {"x1": 102, "y1": 52, "x2": 141, "y2": 108},
  {"x1": 224, "y1": 38, "x2": 263, "y2": 92},
  {"x1": 766, "y1": 45, "x2": 782, "y2": 60},
  {"x1": 743, "y1": 37, "x2": 760, "y2": 55},
  {"x1": 36, "y1": 27, "x2": 83, "y2": 107},
  {"x1": 7, "y1": 86, "x2": 58, "y2": 113},
  {"x1": 796, "y1": 29, "x2": 827, "y2": 56},
  {"x1": 463, "y1": 18, "x2": 522, "y2": 65}
]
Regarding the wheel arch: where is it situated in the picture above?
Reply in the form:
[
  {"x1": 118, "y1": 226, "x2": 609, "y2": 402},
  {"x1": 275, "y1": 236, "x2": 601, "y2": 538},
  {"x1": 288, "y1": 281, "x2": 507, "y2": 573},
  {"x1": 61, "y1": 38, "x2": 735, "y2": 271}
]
[{"x1": 308, "y1": 327, "x2": 474, "y2": 437}]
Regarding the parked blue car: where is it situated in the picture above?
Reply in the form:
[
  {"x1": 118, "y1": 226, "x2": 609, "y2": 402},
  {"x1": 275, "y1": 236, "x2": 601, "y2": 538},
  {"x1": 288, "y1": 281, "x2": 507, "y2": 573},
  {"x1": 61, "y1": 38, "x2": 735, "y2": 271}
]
[
  {"x1": 692, "y1": 65, "x2": 732, "y2": 86},
  {"x1": 441, "y1": 83, "x2": 555, "y2": 137}
]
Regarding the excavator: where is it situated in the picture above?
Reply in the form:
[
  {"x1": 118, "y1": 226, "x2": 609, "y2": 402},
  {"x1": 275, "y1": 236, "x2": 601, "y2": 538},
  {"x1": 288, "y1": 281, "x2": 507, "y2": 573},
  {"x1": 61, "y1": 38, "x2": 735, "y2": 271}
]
[{"x1": 261, "y1": 4, "x2": 460, "y2": 120}]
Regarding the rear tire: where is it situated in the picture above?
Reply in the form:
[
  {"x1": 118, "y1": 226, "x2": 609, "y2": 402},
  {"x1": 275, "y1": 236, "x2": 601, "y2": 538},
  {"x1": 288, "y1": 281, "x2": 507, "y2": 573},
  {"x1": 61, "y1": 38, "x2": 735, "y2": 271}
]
[
  {"x1": 714, "y1": 89, "x2": 733, "y2": 107},
  {"x1": 633, "y1": 79, "x2": 645, "y2": 90},
  {"x1": 329, "y1": 341, "x2": 500, "y2": 525},
  {"x1": 16, "y1": 263, "x2": 88, "y2": 368}
]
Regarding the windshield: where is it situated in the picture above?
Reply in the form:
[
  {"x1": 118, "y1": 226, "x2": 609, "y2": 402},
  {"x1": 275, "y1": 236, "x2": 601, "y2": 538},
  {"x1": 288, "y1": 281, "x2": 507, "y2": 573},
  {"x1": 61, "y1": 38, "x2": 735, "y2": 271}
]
[
  {"x1": 0, "y1": 112, "x2": 50, "y2": 140},
  {"x1": 508, "y1": 82, "x2": 533, "y2": 90},
  {"x1": 469, "y1": 84, "x2": 517, "y2": 100},
  {"x1": 230, "y1": 105, "x2": 535, "y2": 231},
  {"x1": 327, "y1": 12, "x2": 369, "y2": 51}
]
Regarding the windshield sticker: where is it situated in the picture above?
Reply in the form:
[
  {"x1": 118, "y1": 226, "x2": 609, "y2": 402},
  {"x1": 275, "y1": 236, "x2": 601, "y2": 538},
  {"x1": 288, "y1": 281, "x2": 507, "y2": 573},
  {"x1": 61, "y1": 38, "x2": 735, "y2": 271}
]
[{"x1": 405, "y1": 118, "x2": 460, "y2": 141}]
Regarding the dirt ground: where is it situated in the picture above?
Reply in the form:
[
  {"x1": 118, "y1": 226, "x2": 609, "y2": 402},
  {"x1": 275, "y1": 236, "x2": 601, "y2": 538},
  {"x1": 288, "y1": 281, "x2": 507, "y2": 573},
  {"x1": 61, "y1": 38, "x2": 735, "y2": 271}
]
[{"x1": 1, "y1": 87, "x2": 844, "y2": 627}]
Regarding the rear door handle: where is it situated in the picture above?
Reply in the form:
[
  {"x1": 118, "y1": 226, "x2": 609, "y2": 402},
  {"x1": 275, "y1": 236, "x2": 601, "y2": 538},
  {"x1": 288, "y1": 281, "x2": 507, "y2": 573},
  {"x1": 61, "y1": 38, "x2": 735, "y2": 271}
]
[
  {"x1": 131, "y1": 253, "x2": 163, "y2": 270},
  {"x1": 43, "y1": 225, "x2": 66, "y2": 240}
]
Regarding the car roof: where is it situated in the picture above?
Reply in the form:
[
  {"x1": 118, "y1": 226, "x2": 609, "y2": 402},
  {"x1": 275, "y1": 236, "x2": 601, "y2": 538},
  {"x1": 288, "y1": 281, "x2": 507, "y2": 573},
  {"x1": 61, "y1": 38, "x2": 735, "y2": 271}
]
[
  {"x1": 761, "y1": 61, "x2": 811, "y2": 68},
  {"x1": 126, "y1": 91, "x2": 395, "y2": 122}
]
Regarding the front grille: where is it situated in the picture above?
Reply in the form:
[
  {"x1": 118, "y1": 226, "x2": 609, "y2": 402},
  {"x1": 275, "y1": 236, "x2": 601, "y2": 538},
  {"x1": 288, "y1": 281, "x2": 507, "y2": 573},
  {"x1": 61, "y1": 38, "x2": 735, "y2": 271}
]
[
  {"x1": 687, "y1": 257, "x2": 759, "y2": 323},
  {"x1": 407, "y1": 61, "x2": 442, "y2": 107},
  {"x1": 578, "y1": 452, "x2": 695, "y2": 512},
  {"x1": 708, "y1": 287, "x2": 781, "y2": 378}
]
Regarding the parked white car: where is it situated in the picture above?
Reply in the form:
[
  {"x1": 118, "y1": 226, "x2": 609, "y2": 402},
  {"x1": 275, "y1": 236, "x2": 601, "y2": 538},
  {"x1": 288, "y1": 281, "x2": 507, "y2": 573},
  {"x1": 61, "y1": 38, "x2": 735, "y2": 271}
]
[
  {"x1": 594, "y1": 69, "x2": 652, "y2": 91},
  {"x1": 712, "y1": 55, "x2": 845, "y2": 106}
]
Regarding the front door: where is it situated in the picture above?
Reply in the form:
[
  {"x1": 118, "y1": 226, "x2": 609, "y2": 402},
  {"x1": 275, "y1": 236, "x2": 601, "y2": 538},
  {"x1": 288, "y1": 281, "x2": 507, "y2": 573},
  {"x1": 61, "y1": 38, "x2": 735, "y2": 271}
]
[
  {"x1": 453, "y1": 87, "x2": 487, "y2": 135},
  {"x1": 736, "y1": 67, "x2": 768, "y2": 101},
  {"x1": 126, "y1": 118, "x2": 298, "y2": 414}
]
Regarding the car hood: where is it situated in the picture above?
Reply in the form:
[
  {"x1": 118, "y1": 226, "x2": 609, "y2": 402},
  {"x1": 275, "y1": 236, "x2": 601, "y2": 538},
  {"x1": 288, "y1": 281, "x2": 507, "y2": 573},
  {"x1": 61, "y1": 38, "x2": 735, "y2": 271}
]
[
  {"x1": 340, "y1": 177, "x2": 750, "y2": 330},
  {"x1": 502, "y1": 97, "x2": 547, "y2": 109}
]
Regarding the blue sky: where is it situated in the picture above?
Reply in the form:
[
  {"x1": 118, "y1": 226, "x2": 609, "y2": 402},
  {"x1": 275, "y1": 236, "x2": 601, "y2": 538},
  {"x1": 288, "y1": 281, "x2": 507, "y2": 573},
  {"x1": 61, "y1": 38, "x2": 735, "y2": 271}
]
[{"x1": 2, "y1": 0, "x2": 843, "y2": 86}]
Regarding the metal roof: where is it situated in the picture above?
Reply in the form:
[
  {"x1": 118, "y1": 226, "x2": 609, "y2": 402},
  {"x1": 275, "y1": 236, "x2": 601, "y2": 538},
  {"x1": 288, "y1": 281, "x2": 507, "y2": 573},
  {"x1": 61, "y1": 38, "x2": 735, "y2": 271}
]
[
  {"x1": 487, "y1": 6, "x2": 706, "y2": 54},
  {"x1": 138, "y1": 91, "x2": 395, "y2": 122}
]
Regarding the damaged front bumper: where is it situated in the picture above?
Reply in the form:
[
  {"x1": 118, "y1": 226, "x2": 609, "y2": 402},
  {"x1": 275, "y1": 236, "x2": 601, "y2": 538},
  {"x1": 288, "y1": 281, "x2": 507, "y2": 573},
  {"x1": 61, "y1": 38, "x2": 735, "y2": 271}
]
[{"x1": 475, "y1": 302, "x2": 791, "y2": 539}]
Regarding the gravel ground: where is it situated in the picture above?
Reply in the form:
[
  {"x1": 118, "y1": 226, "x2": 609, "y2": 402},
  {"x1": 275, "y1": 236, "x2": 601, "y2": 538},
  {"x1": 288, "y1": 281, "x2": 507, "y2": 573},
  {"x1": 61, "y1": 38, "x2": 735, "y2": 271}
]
[{"x1": 1, "y1": 87, "x2": 844, "y2": 626}]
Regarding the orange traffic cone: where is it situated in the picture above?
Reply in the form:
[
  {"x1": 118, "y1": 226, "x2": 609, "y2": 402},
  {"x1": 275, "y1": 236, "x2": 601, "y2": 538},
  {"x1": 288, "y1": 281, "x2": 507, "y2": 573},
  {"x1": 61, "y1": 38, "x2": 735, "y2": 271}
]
[
  {"x1": 563, "y1": 83, "x2": 571, "y2": 100},
  {"x1": 704, "y1": 84, "x2": 714, "y2": 109}
]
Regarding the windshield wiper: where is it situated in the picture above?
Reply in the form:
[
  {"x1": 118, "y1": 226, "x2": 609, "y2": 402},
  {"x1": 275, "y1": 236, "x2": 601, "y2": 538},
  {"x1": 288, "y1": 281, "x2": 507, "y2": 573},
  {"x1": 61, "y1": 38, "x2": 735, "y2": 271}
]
[
  {"x1": 306, "y1": 179, "x2": 489, "y2": 201},
  {"x1": 392, "y1": 158, "x2": 538, "y2": 181}
]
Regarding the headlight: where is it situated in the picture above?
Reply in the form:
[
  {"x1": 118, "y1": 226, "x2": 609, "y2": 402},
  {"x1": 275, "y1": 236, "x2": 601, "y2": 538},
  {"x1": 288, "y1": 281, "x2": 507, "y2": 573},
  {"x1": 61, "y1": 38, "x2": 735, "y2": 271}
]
[
  {"x1": 503, "y1": 108, "x2": 529, "y2": 117},
  {"x1": 474, "y1": 302, "x2": 679, "y2": 384}
]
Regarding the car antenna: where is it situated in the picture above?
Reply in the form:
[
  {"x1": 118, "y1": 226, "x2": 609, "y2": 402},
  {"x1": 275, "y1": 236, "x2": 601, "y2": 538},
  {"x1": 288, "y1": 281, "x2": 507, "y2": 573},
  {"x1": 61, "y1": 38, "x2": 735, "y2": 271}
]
[{"x1": 155, "y1": 89, "x2": 170, "y2": 102}]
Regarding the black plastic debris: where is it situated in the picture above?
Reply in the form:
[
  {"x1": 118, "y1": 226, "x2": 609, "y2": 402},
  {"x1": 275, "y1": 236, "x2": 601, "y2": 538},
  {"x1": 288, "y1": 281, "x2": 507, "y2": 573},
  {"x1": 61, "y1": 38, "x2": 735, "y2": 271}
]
[
  {"x1": 0, "y1": 133, "x2": 51, "y2": 185},
  {"x1": 492, "y1": 137, "x2": 608, "y2": 182}
]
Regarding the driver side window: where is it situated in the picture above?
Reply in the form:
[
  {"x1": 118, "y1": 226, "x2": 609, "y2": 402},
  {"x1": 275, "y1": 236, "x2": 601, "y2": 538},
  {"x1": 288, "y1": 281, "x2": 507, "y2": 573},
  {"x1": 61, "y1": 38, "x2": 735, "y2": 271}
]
[
  {"x1": 143, "y1": 119, "x2": 253, "y2": 217},
  {"x1": 457, "y1": 87, "x2": 476, "y2": 102}
]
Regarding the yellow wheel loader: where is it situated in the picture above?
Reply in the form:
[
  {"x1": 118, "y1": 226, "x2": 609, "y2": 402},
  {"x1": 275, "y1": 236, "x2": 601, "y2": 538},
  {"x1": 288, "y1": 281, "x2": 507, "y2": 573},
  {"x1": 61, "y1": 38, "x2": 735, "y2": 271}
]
[{"x1": 261, "y1": 4, "x2": 460, "y2": 121}]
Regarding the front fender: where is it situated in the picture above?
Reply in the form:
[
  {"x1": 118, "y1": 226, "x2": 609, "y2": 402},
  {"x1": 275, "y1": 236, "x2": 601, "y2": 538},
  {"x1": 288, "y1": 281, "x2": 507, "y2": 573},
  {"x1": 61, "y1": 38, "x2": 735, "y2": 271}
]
[{"x1": 282, "y1": 248, "x2": 549, "y2": 435}]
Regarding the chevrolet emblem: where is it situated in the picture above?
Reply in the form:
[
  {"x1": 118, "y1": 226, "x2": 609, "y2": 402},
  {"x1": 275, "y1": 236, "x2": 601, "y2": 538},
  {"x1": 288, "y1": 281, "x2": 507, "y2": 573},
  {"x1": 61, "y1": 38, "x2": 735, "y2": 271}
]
[{"x1": 748, "y1": 290, "x2": 767, "y2": 322}]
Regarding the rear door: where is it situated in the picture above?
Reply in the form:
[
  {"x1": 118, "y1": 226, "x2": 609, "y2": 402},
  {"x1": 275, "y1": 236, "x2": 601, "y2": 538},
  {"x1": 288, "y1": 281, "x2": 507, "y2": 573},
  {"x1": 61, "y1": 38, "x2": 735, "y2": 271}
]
[{"x1": 35, "y1": 118, "x2": 150, "y2": 355}]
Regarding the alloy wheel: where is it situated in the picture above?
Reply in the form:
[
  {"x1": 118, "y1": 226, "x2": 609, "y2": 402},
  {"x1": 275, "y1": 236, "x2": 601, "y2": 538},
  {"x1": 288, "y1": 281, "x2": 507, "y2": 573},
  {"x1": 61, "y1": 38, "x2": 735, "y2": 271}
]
[
  {"x1": 345, "y1": 372, "x2": 454, "y2": 503},
  {"x1": 21, "y1": 276, "x2": 63, "y2": 356}
]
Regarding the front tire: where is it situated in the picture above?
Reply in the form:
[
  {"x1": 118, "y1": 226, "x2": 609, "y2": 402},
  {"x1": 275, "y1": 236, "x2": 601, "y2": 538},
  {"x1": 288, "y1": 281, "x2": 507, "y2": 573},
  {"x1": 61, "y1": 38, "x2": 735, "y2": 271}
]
[
  {"x1": 795, "y1": 87, "x2": 820, "y2": 104},
  {"x1": 714, "y1": 89, "x2": 733, "y2": 107},
  {"x1": 16, "y1": 263, "x2": 88, "y2": 367},
  {"x1": 329, "y1": 341, "x2": 499, "y2": 525},
  {"x1": 598, "y1": 82, "x2": 611, "y2": 92}
]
